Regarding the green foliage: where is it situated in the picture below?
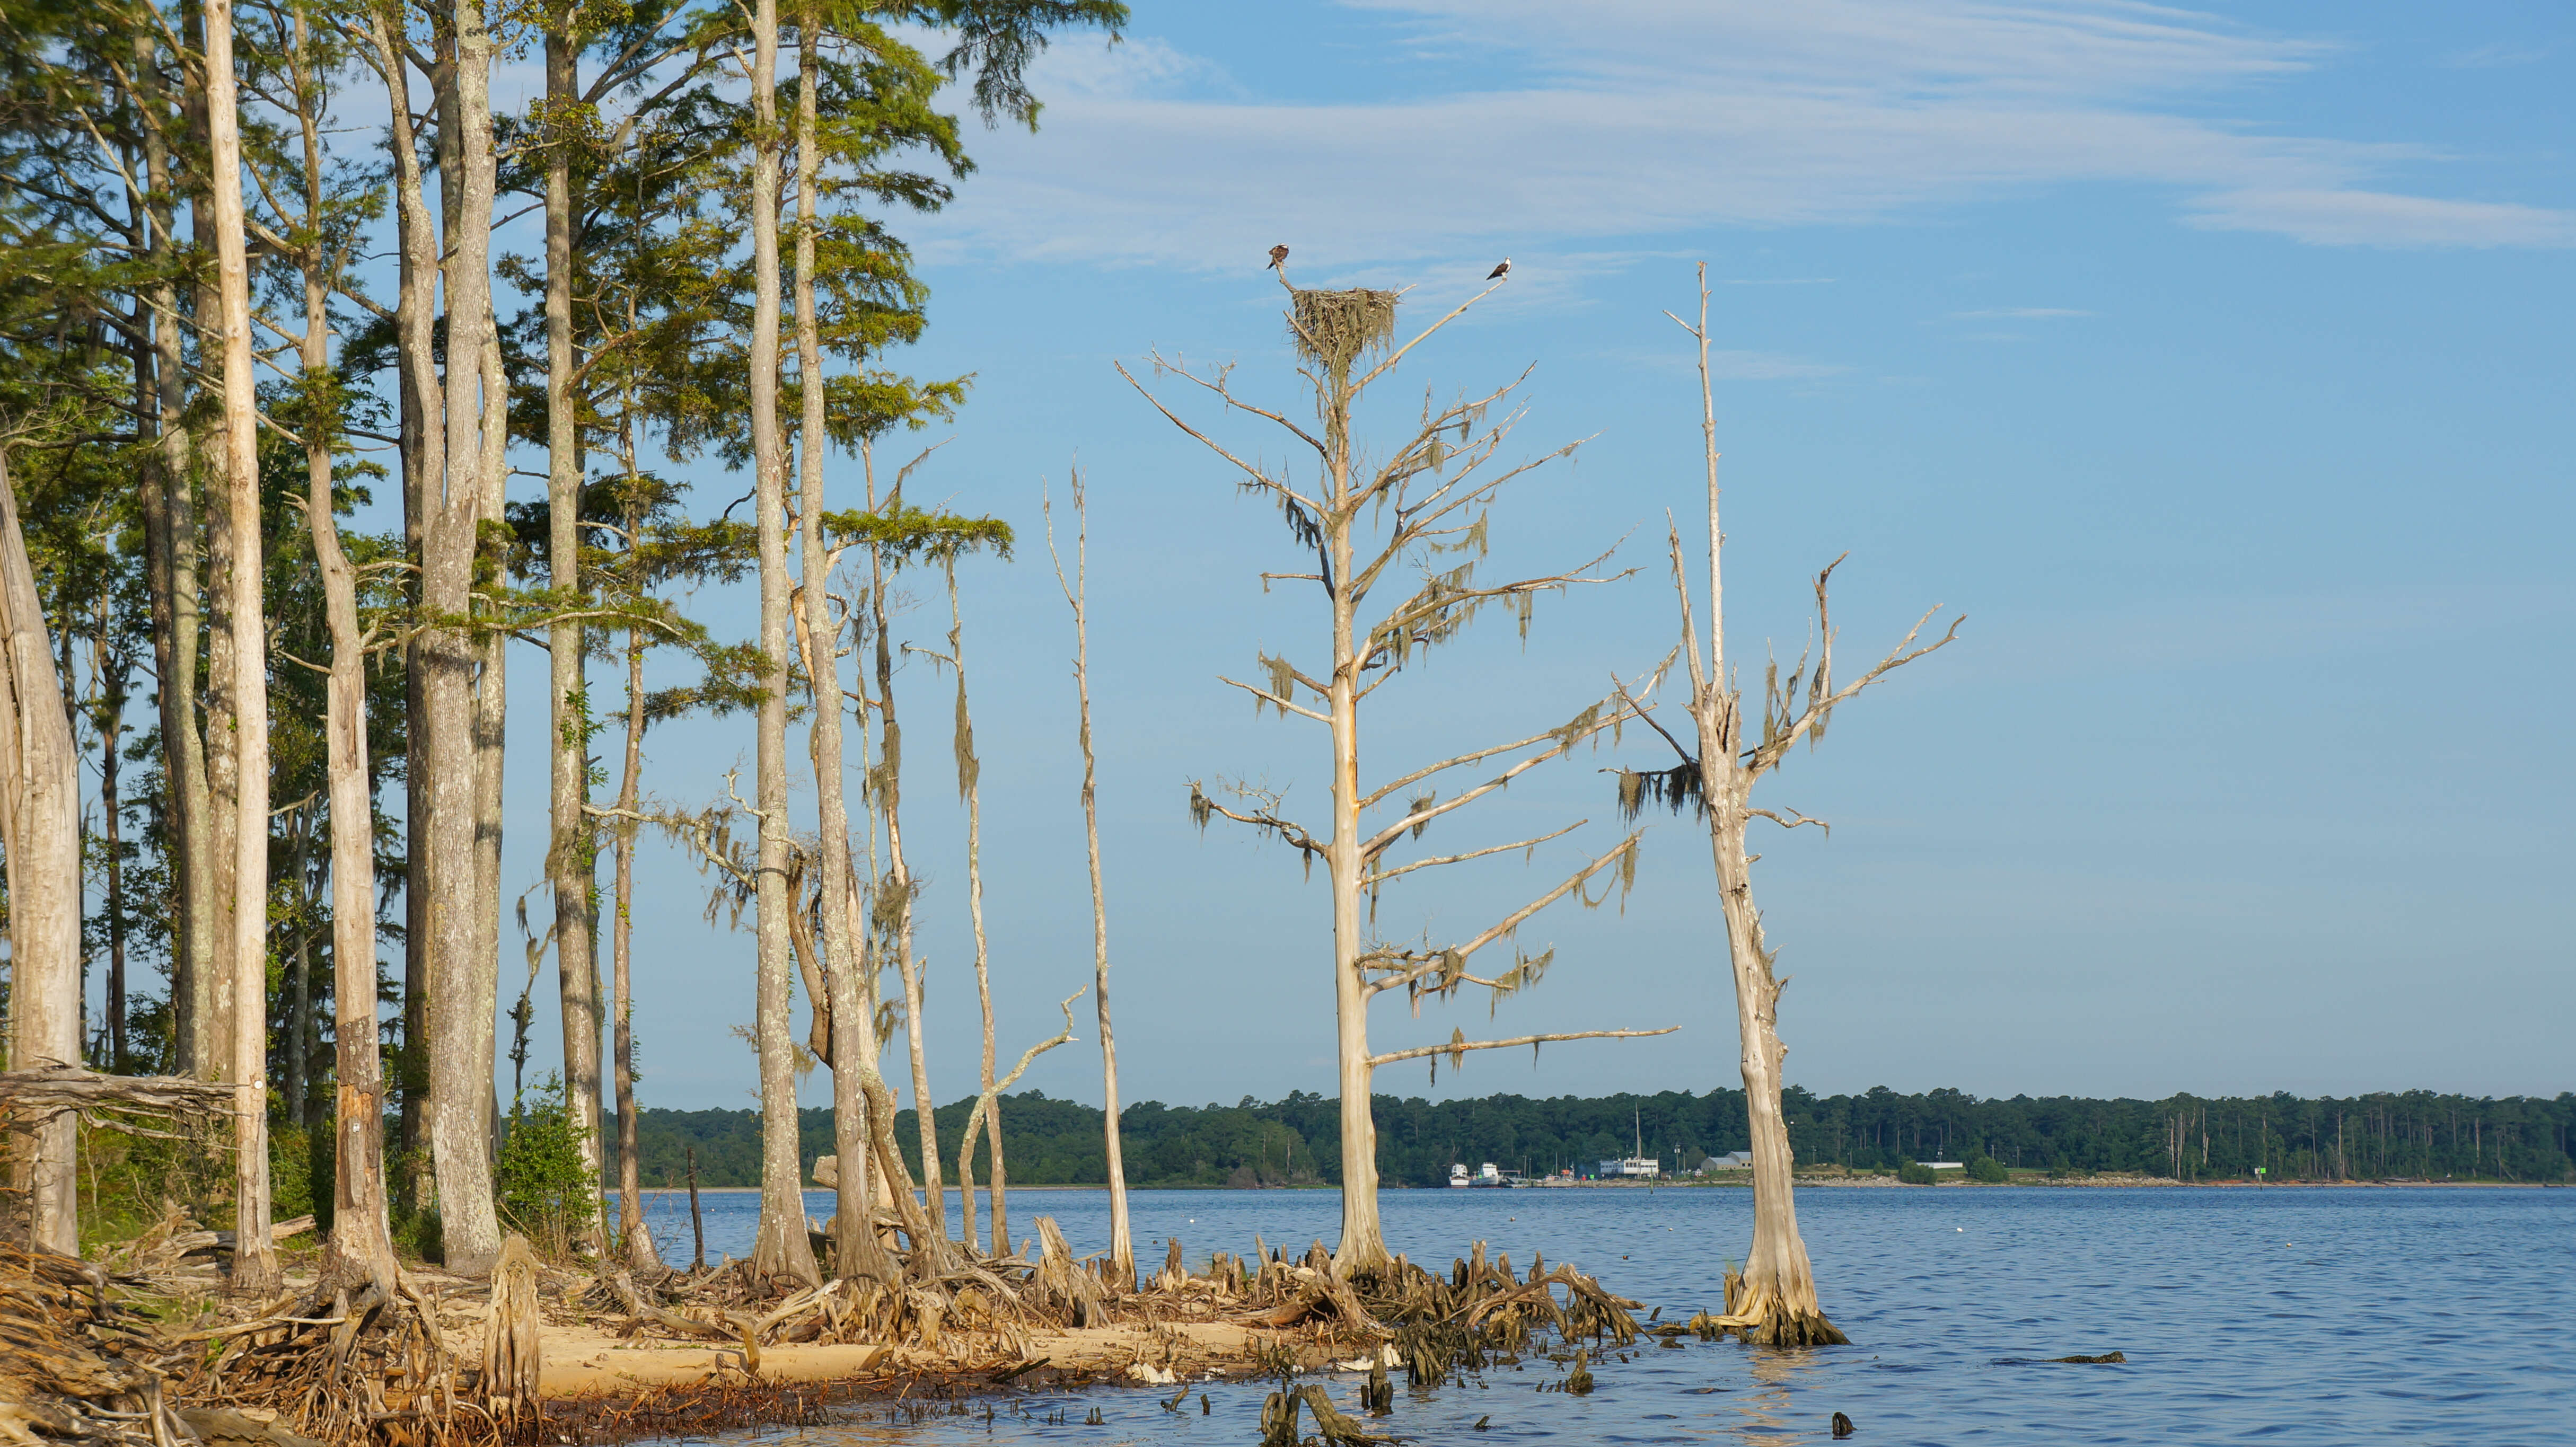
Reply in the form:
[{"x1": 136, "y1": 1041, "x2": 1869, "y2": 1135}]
[
  {"x1": 1966, "y1": 1155, "x2": 2010, "y2": 1184},
  {"x1": 611, "y1": 1084, "x2": 2576, "y2": 1188},
  {"x1": 73, "y1": 1118, "x2": 230, "y2": 1253},
  {"x1": 269, "y1": 1126, "x2": 315, "y2": 1223},
  {"x1": 1896, "y1": 1161, "x2": 1938, "y2": 1186},
  {"x1": 496, "y1": 1074, "x2": 599, "y2": 1261}
]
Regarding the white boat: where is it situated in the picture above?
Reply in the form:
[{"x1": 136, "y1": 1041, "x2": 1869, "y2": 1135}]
[
  {"x1": 1469, "y1": 1162, "x2": 1513, "y2": 1188},
  {"x1": 1448, "y1": 1163, "x2": 1471, "y2": 1188},
  {"x1": 1598, "y1": 1108, "x2": 1662, "y2": 1178}
]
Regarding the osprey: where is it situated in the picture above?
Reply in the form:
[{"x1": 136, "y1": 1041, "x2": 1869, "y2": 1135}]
[
  {"x1": 1486, "y1": 257, "x2": 1511, "y2": 280},
  {"x1": 1267, "y1": 243, "x2": 1289, "y2": 270}
]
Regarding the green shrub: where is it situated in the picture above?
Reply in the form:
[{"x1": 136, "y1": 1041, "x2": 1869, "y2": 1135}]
[
  {"x1": 1897, "y1": 1161, "x2": 1937, "y2": 1185},
  {"x1": 495, "y1": 1073, "x2": 597, "y2": 1262},
  {"x1": 393, "y1": 1203, "x2": 445, "y2": 1265},
  {"x1": 268, "y1": 1127, "x2": 314, "y2": 1223},
  {"x1": 1966, "y1": 1155, "x2": 2009, "y2": 1184}
]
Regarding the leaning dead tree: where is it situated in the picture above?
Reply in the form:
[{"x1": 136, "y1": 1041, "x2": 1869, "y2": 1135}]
[
  {"x1": 1122, "y1": 266, "x2": 1674, "y2": 1276},
  {"x1": 1611, "y1": 265, "x2": 1960, "y2": 1346}
]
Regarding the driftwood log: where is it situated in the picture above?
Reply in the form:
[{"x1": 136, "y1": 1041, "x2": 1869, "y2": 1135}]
[{"x1": 0, "y1": 1067, "x2": 233, "y2": 1124}]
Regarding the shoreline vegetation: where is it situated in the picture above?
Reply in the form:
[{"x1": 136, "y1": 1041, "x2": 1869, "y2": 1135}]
[{"x1": 619, "y1": 1088, "x2": 2576, "y2": 1192}]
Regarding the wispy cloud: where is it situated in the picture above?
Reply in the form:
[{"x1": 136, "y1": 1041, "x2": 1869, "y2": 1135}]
[
  {"x1": 2183, "y1": 189, "x2": 2576, "y2": 248},
  {"x1": 913, "y1": 2, "x2": 2576, "y2": 268},
  {"x1": 1725, "y1": 277, "x2": 1838, "y2": 286},
  {"x1": 1949, "y1": 307, "x2": 2094, "y2": 319}
]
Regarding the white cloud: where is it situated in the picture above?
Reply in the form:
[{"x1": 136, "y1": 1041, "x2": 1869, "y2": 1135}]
[
  {"x1": 911, "y1": 2, "x2": 2574, "y2": 268},
  {"x1": 1948, "y1": 307, "x2": 2094, "y2": 319},
  {"x1": 2182, "y1": 189, "x2": 2576, "y2": 248}
]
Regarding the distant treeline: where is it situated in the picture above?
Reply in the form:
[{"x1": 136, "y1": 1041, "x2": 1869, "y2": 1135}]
[{"x1": 608, "y1": 1087, "x2": 2576, "y2": 1190}]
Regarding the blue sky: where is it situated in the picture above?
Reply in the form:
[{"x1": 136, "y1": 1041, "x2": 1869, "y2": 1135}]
[{"x1": 459, "y1": 0, "x2": 2571, "y2": 1114}]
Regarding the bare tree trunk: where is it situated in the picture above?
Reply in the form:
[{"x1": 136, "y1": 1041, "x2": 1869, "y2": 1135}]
[
  {"x1": 609, "y1": 443, "x2": 656, "y2": 1270},
  {"x1": 934, "y1": 559, "x2": 1003, "y2": 1257},
  {"x1": 0, "y1": 449, "x2": 83, "y2": 1254},
  {"x1": 134, "y1": 37, "x2": 214, "y2": 1080},
  {"x1": 868, "y1": 537, "x2": 944, "y2": 1249},
  {"x1": 790, "y1": 18, "x2": 893, "y2": 1286},
  {"x1": 424, "y1": 0, "x2": 504, "y2": 1276},
  {"x1": 746, "y1": 0, "x2": 817, "y2": 1286},
  {"x1": 190, "y1": 36, "x2": 241, "y2": 1107},
  {"x1": 610, "y1": 622, "x2": 654, "y2": 1269},
  {"x1": 542, "y1": 23, "x2": 605, "y2": 1256},
  {"x1": 206, "y1": 0, "x2": 278, "y2": 1291},
  {"x1": 369, "y1": 6, "x2": 437, "y2": 1218},
  {"x1": 1323, "y1": 496, "x2": 1385, "y2": 1275},
  {"x1": 846, "y1": 576, "x2": 942, "y2": 1274},
  {"x1": 1050, "y1": 475, "x2": 1130, "y2": 1283},
  {"x1": 471, "y1": 327, "x2": 507, "y2": 1160},
  {"x1": 300, "y1": 209, "x2": 400, "y2": 1295}
]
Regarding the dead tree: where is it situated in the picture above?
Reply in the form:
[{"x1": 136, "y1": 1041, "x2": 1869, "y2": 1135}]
[
  {"x1": 0, "y1": 447, "x2": 81, "y2": 1254},
  {"x1": 1611, "y1": 265, "x2": 1959, "y2": 1345},
  {"x1": 1044, "y1": 471, "x2": 1130, "y2": 1282},
  {"x1": 903, "y1": 556, "x2": 1033, "y2": 1258},
  {"x1": 1122, "y1": 267, "x2": 1674, "y2": 1275}
]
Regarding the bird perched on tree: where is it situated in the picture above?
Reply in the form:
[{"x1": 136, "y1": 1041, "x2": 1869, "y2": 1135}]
[
  {"x1": 1268, "y1": 243, "x2": 1289, "y2": 270},
  {"x1": 1487, "y1": 257, "x2": 1511, "y2": 280}
]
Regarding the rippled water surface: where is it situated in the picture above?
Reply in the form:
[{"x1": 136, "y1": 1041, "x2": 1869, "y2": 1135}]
[{"x1": 614, "y1": 1185, "x2": 2575, "y2": 1445}]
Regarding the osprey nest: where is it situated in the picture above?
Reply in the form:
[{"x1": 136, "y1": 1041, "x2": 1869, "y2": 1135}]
[{"x1": 1290, "y1": 288, "x2": 1398, "y2": 376}]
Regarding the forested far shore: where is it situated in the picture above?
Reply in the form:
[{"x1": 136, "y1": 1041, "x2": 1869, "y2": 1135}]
[{"x1": 609, "y1": 1086, "x2": 2576, "y2": 1190}]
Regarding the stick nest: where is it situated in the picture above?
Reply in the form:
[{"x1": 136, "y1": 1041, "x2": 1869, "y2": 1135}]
[{"x1": 1290, "y1": 288, "x2": 1399, "y2": 375}]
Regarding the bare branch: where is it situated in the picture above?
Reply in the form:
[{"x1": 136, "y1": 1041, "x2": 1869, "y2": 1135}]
[
  {"x1": 1152, "y1": 351, "x2": 1329, "y2": 458},
  {"x1": 1746, "y1": 594, "x2": 1963, "y2": 777},
  {"x1": 1746, "y1": 806, "x2": 1828, "y2": 836},
  {"x1": 1218, "y1": 675, "x2": 1330, "y2": 724},
  {"x1": 1113, "y1": 360, "x2": 1325, "y2": 514},
  {"x1": 1368, "y1": 1026, "x2": 1675, "y2": 1069},
  {"x1": 1188, "y1": 779, "x2": 1325, "y2": 860},
  {"x1": 1610, "y1": 667, "x2": 1693, "y2": 766},
  {"x1": 1365, "y1": 821, "x2": 1582, "y2": 886},
  {"x1": 991, "y1": 987, "x2": 1085, "y2": 1092},
  {"x1": 1354, "y1": 276, "x2": 1510, "y2": 392},
  {"x1": 1365, "y1": 832, "x2": 1640, "y2": 998}
]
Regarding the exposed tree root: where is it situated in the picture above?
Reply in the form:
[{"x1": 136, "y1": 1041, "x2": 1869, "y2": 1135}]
[
  {"x1": 12, "y1": 1216, "x2": 1659, "y2": 1446},
  {"x1": 1704, "y1": 1269, "x2": 1850, "y2": 1347}
]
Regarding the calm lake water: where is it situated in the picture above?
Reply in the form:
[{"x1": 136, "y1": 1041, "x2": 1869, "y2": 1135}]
[{"x1": 609, "y1": 1184, "x2": 2576, "y2": 1445}]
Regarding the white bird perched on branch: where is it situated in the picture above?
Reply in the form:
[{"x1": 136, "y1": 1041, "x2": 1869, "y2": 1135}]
[{"x1": 1486, "y1": 257, "x2": 1511, "y2": 280}]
